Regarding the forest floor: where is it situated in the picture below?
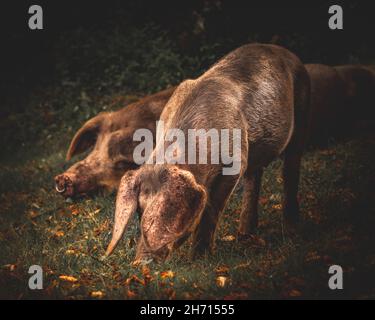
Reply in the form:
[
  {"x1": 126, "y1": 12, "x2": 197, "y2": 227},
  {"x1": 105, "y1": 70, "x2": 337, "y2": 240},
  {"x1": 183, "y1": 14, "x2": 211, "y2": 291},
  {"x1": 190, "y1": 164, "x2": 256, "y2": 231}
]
[{"x1": 0, "y1": 87, "x2": 374, "y2": 300}]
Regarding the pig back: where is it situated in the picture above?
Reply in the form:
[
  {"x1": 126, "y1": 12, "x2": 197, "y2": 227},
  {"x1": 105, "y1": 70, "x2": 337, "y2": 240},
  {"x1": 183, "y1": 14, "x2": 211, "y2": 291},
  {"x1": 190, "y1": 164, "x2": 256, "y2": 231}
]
[{"x1": 161, "y1": 44, "x2": 309, "y2": 171}]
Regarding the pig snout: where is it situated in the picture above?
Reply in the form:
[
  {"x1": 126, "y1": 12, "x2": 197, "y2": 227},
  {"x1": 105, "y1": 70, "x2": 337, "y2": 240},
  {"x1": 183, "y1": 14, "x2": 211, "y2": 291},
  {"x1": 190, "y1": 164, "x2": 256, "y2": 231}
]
[{"x1": 54, "y1": 174, "x2": 75, "y2": 197}]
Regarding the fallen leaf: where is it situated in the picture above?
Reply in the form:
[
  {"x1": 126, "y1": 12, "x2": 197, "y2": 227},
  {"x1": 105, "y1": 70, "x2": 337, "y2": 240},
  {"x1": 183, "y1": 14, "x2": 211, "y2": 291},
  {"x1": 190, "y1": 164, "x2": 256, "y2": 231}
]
[
  {"x1": 320, "y1": 149, "x2": 335, "y2": 156},
  {"x1": 90, "y1": 291, "x2": 104, "y2": 298},
  {"x1": 221, "y1": 235, "x2": 235, "y2": 242},
  {"x1": 276, "y1": 177, "x2": 283, "y2": 184},
  {"x1": 125, "y1": 274, "x2": 145, "y2": 286},
  {"x1": 2, "y1": 264, "x2": 17, "y2": 271},
  {"x1": 54, "y1": 231, "x2": 65, "y2": 238},
  {"x1": 233, "y1": 262, "x2": 251, "y2": 270},
  {"x1": 288, "y1": 289, "x2": 302, "y2": 297},
  {"x1": 216, "y1": 276, "x2": 229, "y2": 288},
  {"x1": 141, "y1": 266, "x2": 153, "y2": 285},
  {"x1": 59, "y1": 275, "x2": 78, "y2": 282},
  {"x1": 31, "y1": 203, "x2": 41, "y2": 209},
  {"x1": 126, "y1": 289, "x2": 137, "y2": 298},
  {"x1": 160, "y1": 270, "x2": 175, "y2": 279},
  {"x1": 28, "y1": 210, "x2": 41, "y2": 219},
  {"x1": 69, "y1": 205, "x2": 79, "y2": 216}
]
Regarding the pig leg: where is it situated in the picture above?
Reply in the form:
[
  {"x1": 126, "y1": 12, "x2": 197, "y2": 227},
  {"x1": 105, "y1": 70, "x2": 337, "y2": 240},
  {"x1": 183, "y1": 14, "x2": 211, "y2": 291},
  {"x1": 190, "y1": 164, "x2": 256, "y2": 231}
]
[
  {"x1": 282, "y1": 148, "x2": 302, "y2": 226},
  {"x1": 191, "y1": 174, "x2": 239, "y2": 258},
  {"x1": 282, "y1": 104, "x2": 308, "y2": 227},
  {"x1": 283, "y1": 69, "x2": 310, "y2": 228},
  {"x1": 238, "y1": 168, "x2": 263, "y2": 238}
]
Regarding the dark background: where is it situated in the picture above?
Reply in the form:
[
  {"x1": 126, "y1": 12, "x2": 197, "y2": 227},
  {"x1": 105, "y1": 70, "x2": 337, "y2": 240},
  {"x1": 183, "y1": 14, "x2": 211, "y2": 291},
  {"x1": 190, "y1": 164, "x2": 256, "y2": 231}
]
[{"x1": 1, "y1": 0, "x2": 374, "y2": 116}]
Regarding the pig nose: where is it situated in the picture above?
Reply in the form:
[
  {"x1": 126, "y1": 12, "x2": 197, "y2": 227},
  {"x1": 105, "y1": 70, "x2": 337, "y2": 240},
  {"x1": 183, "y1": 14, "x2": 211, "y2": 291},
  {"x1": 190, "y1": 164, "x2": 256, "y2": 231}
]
[{"x1": 54, "y1": 174, "x2": 73, "y2": 196}]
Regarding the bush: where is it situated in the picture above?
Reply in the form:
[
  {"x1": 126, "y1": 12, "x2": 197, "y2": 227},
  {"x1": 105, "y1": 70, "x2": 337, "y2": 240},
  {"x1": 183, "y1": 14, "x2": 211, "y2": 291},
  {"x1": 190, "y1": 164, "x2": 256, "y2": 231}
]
[{"x1": 55, "y1": 25, "x2": 189, "y2": 94}]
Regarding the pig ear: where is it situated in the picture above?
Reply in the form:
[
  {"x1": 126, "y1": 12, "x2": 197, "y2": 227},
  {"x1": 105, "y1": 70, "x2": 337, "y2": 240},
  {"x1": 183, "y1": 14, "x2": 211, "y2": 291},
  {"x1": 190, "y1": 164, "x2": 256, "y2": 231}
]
[
  {"x1": 104, "y1": 170, "x2": 140, "y2": 257},
  {"x1": 141, "y1": 168, "x2": 207, "y2": 253},
  {"x1": 66, "y1": 113, "x2": 105, "y2": 160}
]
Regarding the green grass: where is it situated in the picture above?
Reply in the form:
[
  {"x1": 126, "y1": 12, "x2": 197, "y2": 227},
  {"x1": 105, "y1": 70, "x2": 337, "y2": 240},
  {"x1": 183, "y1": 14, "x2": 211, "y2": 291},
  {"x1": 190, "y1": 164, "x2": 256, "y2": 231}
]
[
  {"x1": 0, "y1": 26, "x2": 374, "y2": 298},
  {"x1": 1, "y1": 94, "x2": 374, "y2": 299}
]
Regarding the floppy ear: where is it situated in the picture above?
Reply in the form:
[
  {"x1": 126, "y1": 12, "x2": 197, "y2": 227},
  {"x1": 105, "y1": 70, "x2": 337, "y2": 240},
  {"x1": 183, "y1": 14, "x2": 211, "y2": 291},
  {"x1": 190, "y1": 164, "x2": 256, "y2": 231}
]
[
  {"x1": 104, "y1": 170, "x2": 140, "y2": 257},
  {"x1": 141, "y1": 168, "x2": 207, "y2": 253},
  {"x1": 66, "y1": 113, "x2": 105, "y2": 160}
]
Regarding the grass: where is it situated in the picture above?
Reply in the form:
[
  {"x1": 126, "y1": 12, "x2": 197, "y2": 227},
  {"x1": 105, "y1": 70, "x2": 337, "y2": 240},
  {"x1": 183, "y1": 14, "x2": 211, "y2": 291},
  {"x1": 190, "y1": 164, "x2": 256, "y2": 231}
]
[
  {"x1": 0, "y1": 25, "x2": 374, "y2": 299},
  {"x1": 1, "y1": 86, "x2": 374, "y2": 299}
]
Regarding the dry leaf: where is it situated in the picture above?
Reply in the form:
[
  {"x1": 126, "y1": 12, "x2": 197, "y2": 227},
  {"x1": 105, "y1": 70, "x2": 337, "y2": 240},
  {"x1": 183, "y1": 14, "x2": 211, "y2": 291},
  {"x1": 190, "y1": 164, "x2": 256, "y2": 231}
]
[
  {"x1": 233, "y1": 262, "x2": 251, "y2": 270},
  {"x1": 126, "y1": 289, "x2": 137, "y2": 298},
  {"x1": 54, "y1": 231, "x2": 65, "y2": 238},
  {"x1": 276, "y1": 177, "x2": 283, "y2": 184},
  {"x1": 216, "y1": 276, "x2": 228, "y2": 288},
  {"x1": 69, "y1": 205, "x2": 79, "y2": 216},
  {"x1": 288, "y1": 289, "x2": 302, "y2": 297},
  {"x1": 90, "y1": 291, "x2": 104, "y2": 298},
  {"x1": 28, "y1": 210, "x2": 40, "y2": 219},
  {"x1": 125, "y1": 274, "x2": 145, "y2": 286},
  {"x1": 2, "y1": 264, "x2": 17, "y2": 271},
  {"x1": 221, "y1": 235, "x2": 235, "y2": 242},
  {"x1": 272, "y1": 204, "x2": 282, "y2": 210},
  {"x1": 59, "y1": 275, "x2": 78, "y2": 282},
  {"x1": 160, "y1": 270, "x2": 175, "y2": 279}
]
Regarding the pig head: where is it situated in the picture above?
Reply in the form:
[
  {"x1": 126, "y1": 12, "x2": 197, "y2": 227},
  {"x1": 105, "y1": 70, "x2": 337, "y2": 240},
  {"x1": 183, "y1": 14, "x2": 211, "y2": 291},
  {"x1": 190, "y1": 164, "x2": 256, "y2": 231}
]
[
  {"x1": 54, "y1": 87, "x2": 176, "y2": 198},
  {"x1": 104, "y1": 165, "x2": 207, "y2": 263}
]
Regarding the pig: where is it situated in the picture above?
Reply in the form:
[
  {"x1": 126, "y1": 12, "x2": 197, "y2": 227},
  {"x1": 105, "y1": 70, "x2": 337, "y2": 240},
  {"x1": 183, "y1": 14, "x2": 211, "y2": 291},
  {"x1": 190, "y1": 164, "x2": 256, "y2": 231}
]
[
  {"x1": 104, "y1": 43, "x2": 311, "y2": 263},
  {"x1": 54, "y1": 86, "x2": 176, "y2": 198},
  {"x1": 305, "y1": 64, "x2": 346, "y2": 144},
  {"x1": 334, "y1": 64, "x2": 375, "y2": 128},
  {"x1": 305, "y1": 64, "x2": 375, "y2": 145}
]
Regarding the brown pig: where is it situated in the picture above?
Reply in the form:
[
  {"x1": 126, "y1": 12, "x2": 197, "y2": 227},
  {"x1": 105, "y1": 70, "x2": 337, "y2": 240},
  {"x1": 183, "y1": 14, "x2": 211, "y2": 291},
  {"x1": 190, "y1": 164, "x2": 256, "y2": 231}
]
[
  {"x1": 334, "y1": 64, "x2": 375, "y2": 126},
  {"x1": 305, "y1": 64, "x2": 346, "y2": 144},
  {"x1": 305, "y1": 64, "x2": 375, "y2": 145},
  {"x1": 54, "y1": 86, "x2": 176, "y2": 198},
  {"x1": 104, "y1": 43, "x2": 311, "y2": 263}
]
